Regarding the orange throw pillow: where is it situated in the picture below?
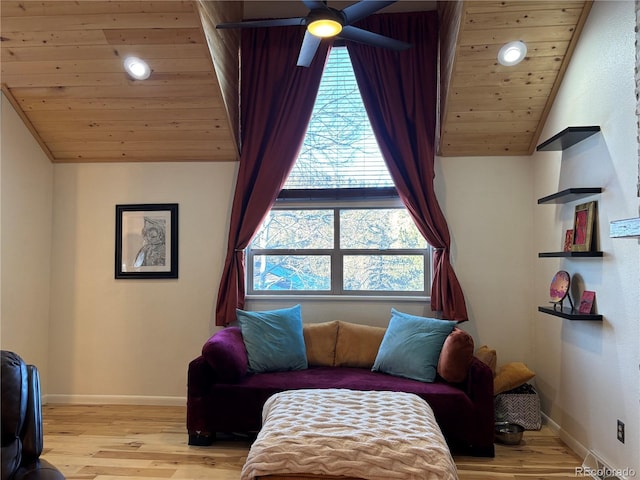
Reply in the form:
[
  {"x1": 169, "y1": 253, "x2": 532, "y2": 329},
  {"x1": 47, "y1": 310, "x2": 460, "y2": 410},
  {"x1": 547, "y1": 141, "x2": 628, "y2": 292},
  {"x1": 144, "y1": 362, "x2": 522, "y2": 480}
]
[{"x1": 437, "y1": 327, "x2": 474, "y2": 383}]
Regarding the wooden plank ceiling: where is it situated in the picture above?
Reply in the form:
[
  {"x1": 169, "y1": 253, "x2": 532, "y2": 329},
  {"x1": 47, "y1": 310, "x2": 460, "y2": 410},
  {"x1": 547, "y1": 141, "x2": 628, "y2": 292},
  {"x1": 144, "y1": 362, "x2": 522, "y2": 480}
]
[
  {"x1": 0, "y1": 1, "x2": 592, "y2": 162},
  {"x1": 0, "y1": 0, "x2": 241, "y2": 162},
  {"x1": 438, "y1": 1, "x2": 592, "y2": 156}
]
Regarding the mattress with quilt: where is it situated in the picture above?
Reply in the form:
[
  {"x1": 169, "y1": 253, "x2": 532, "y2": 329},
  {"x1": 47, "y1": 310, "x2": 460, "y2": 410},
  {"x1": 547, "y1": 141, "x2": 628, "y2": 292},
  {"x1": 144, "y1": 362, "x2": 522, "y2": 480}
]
[{"x1": 241, "y1": 389, "x2": 458, "y2": 480}]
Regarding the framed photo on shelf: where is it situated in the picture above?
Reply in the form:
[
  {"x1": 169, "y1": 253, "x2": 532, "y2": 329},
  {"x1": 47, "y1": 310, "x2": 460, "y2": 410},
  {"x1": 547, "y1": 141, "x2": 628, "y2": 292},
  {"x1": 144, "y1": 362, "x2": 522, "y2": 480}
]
[
  {"x1": 115, "y1": 203, "x2": 178, "y2": 279},
  {"x1": 571, "y1": 201, "x2": 597, "y2": 252},
  {"x1": 563, "y1": 229, "x2": 574, "y2": 252},
  {"x1": 578, "y1": 291, "x2": 596, "y2": 314}
]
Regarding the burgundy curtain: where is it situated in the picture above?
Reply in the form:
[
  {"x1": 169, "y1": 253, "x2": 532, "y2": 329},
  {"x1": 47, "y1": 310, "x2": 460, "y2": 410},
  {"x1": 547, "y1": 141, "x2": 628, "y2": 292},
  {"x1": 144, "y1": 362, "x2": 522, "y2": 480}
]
[
  {"x1": 215, "y1": 28, "x2": 329, "y2": 326},
  {"x1": 347, "y1": 11, "x2": 468, "y2": 322}
]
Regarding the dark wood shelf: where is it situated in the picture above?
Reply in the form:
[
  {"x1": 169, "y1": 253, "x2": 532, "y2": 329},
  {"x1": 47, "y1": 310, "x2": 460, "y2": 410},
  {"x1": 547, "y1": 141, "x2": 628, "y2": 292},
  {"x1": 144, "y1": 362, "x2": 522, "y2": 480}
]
[
  {"x1": 538, "y1": 188, "x2": 602, "y2": 204},
  {"x1": 538, "y1": 251, "x2": 603, "y2": 257},
  {"x1": 536, "y1": 126, "x2": 601, "y2": 151},
  {"x1": 538, "y1": 306, "x2": 602, "y2": 321}
]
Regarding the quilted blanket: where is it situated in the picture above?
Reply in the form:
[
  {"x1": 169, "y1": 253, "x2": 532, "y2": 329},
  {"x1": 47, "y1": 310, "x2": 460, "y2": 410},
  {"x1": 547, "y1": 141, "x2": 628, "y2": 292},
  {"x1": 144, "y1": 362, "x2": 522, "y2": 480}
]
[{"x1": 240, "y1": 389, "x2": 458, "y2": 480}]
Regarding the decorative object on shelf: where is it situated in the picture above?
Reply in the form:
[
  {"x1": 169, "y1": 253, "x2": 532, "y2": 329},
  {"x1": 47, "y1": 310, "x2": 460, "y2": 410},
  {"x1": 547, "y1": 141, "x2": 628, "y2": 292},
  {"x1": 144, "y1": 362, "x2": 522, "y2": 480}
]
[
  {"x1": 549, "y1": 270, "x2": 573, "y2": 310},
  {"x1": 563, "y1": 229, "x2": 574, "y2": 252},
  {"x1": 578, "y1": 291, "x2": 596, "y2": 314},
  {"x1": 115, "y1": 203, "x2": 179, "y2": 279},
  {"x1": 571, "y1": 201, "x2": 597, "y2": 252}
]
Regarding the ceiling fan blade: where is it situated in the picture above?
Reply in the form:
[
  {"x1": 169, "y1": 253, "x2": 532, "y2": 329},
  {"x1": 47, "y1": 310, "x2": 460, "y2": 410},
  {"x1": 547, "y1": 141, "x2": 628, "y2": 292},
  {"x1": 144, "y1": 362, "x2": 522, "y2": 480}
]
[
  {"x1": 341, "y1": 1, "x2": 396, "y2": 25},
  {"x1": 301, "y1": 0, "x2": 329, "y2": 10},
  {"x1": 297, "y1": 30, "x2": 322, "y2": 67},
  {"x1": 216, "y1": 17, "x2": 305, "y2": 29},
  {"x1": 339, "y1": 25, "x2": 410, "y2": 51}
]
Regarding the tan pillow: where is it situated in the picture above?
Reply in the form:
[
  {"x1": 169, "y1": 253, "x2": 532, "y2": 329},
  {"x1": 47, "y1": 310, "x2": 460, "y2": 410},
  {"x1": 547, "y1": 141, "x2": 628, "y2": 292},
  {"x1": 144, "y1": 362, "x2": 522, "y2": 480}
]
[
  {"x1": 437, "y1": 327, "x2": 474, "y2": 383},
  {"x1": 474, "y1": 345, "x2": 497, "y2": 376},
  {"x1": 494, "y1": 362, "x2": 536, "y2": 395},
  {"x1": 335, "y1": 321, "x2": 386, "y2": 368},
  {"x1": 303, "y1": 320, "x2": 339, "y2": 367}
]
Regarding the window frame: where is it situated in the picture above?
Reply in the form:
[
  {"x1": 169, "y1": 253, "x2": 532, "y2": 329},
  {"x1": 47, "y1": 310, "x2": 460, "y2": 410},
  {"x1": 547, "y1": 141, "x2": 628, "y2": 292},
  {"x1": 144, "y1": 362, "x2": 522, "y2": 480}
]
[{"x1": 246, "y1": 197, "x2": 431, "y2": 298}]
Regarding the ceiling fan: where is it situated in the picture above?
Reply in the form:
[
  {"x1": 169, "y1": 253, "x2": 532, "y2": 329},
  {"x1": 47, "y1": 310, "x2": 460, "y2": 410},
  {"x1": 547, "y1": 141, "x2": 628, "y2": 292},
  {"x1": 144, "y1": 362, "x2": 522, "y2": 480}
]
[{"x1": 216, "y1": 1, "x2": 411, "y2": 67}]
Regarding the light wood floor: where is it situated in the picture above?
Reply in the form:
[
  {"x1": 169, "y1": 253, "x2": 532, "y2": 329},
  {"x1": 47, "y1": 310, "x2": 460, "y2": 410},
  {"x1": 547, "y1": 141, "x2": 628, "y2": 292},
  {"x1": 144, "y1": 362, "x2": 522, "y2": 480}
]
[{"x1": 42, "y1": 404, "x2": 583, "y2": 479}]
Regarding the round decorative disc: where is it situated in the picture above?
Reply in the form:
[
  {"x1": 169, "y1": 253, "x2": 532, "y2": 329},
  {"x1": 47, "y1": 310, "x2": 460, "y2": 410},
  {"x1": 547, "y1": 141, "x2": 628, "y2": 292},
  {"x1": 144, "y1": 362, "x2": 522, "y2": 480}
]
[{"x1": 550, "y1": 271, "x2": 570, "y2": 303}]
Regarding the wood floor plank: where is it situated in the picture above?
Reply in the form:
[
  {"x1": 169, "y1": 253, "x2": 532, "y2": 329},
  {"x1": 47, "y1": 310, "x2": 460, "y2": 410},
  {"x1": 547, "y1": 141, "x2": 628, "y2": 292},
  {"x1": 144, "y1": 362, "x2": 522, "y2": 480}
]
[{"x1": 42, "y1": 404, "x2": 583, "y2": 479}]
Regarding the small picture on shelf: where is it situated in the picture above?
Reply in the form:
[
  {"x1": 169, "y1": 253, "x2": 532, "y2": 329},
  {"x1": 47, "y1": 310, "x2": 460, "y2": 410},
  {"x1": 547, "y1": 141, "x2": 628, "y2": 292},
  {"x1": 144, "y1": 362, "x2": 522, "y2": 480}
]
[
  {"x1": 572, "y1": 201, "x2": 597, "y2": 252},
  {"x1": 578, "y1": 291, "x2": 596, "y2": 314},
  {"x1": 563, "y1": 229, "x2": 574, "y2": 252}
]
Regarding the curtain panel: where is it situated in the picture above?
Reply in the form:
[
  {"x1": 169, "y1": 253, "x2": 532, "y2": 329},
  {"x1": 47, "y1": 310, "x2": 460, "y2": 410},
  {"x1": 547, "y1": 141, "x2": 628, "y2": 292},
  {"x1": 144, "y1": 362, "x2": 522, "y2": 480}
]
[
  {"x1": 347, "y1": 11, "x2": 468, "y2": 322},
  {"x1": 215, "y1": 28, "x2": 329, "y2": 326}
]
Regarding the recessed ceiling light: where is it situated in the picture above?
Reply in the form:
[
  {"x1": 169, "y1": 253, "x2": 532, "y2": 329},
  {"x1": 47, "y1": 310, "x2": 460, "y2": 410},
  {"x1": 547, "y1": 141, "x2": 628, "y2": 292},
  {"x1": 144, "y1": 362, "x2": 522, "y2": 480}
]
[
  {"x1": 123, "y1": 56, "x2": 151, "y2": 80},
  {"x1": 497, "y1": 41, "x2": 527, "y2": 67}
]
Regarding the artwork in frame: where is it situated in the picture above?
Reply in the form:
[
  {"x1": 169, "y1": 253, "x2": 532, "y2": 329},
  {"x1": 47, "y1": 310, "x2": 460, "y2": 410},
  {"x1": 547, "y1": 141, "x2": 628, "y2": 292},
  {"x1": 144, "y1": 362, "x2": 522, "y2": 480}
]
[
  {"x1": 563, "y1": 229, "x2": 574, "y2": 252},
  {"x1": 115, "y1": 203, "x2": 178, "y2": 279},
  {"x1": 578, "y1": 290, "x2": 596, "y2": 314},
  {"x1": 571, "y1": 201, "x2": 597, "y2": 252}
]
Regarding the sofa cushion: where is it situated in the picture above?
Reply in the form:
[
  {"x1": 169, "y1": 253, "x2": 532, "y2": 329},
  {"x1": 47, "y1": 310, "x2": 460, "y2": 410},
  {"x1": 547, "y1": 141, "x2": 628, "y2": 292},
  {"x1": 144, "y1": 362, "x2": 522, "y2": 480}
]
[
  {"x1": 372, "y1": 309, "x2": 455, "y2": 383},
  {"x1": 303, "y1": 321, "x2": 339, "y2": 367},
  {"x1": 493, "y1": 362, "x2": 535, "y2": 394},
  {"x1": 474, "y1": 345, "x2": 497, "y2": 376},
  {"x1": 224, "y1": 366, "x2": 477, "y2": 449},
  {"x1": 437, "y1": 327, "x2": 475, "y2": 383},
  {"x1": 335, "y1": 321, "x2": 386, "y2": 368},
  {"x1": 237, "y1": 305, "x2": 308, "y2": 373},
  {"x1": 201, "y1": 327, "x2": 248, "y2": 383}
]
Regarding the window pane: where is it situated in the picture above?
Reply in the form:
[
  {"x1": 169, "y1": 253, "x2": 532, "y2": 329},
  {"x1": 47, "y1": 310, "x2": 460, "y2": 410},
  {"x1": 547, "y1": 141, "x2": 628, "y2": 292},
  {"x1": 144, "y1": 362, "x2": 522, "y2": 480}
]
[
  {"x1": 343, "y1": 255, "x2": 425, "y2": 291},
  {"x1": 340, "y1": 209, "x2": 427, "y2": 249},
  {"x1": 284, "y1": 47, "x2": 393, "y2": 189},
  {"x1": 253, "y1": 255, "x2": 331, "y2": 291},
  {"x1": 252, "y1": 210, "x2": 333, "y2": 249}
]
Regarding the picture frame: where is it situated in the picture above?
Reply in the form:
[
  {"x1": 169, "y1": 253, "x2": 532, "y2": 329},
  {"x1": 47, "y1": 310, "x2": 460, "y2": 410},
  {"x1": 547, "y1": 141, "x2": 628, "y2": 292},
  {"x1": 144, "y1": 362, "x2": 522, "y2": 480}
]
[
  {"x1": 563, "y1": 229, "x2": 574, "y2": 252},
  {"x1": 578, "y1": 290, "x2": 596, "y2": 314},
  {"x1": 571, "y1": 201, "x2": 597, "y2": 252},
  {"x1": 115, "y1": 203, "x2": 178, "y2": 279}
]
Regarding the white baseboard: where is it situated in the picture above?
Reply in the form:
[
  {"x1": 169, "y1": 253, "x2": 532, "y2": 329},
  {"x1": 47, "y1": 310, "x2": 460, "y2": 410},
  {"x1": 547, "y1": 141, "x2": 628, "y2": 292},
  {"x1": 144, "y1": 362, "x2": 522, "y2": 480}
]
[
  {"x1": 43, "y1": 394, "x2": 186, "y2": 407},
  {"x1": 541, "y1": 412, "x2": 590, "y2": 460}
]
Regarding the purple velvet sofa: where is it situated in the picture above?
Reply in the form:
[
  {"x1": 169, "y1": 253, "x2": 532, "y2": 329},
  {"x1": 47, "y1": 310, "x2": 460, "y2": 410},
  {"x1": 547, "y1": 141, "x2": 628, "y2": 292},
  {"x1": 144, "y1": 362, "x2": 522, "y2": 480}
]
[{"x1": 187, "y1": 325, "x2": 495, "y2": 457}]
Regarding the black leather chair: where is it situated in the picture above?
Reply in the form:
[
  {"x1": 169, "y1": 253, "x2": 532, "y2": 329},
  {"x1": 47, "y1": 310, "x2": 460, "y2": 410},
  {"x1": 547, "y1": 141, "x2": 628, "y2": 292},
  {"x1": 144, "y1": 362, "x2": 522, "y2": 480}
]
[{"x1": 1, "y1": 350, "x2": 65, "y2": 480}]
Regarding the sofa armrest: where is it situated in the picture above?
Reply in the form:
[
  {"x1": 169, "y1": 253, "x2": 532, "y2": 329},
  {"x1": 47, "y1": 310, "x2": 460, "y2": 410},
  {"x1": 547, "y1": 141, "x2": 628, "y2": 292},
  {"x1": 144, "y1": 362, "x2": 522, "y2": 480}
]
[
  {"x1": 462, "y1": 356, "x2": 495, "y2": 451},
  {"x1": 463, "y1": 356, "x2": 494, "y2": 402},
  {"x1": 201, "y1": 327, "x2": 248, "y2": 384}
]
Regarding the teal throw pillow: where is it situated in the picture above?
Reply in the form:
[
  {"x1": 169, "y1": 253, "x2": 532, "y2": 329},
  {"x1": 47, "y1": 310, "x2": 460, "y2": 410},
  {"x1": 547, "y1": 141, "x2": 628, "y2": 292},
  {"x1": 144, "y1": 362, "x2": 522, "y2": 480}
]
[
  {"x1": 372, "y1": 308, "x2": 455, "y2": 382},
  {"x1": 236, "y1": 305, "x2": 308, "y2": 373}
]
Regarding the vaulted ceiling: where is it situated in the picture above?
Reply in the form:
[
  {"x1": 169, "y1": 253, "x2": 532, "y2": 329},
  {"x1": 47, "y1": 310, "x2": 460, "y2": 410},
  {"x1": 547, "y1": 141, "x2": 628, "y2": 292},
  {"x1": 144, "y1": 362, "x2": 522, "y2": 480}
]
[{"x1": 0, "y1": 1, "x2": 592, "y2": 162}]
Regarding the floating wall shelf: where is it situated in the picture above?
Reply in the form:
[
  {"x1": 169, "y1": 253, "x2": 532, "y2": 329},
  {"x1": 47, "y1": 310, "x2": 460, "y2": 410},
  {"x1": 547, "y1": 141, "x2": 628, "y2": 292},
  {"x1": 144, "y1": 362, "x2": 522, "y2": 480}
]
[
  {"x1": 536, "y1": 126, "x2": 601, "y2": 151},
  {"x1": 538, "y1": 188, "x2": 602, "y2": 204},
  {"x1": 538, "y1": 251, "x2": 603, "y2": 258},
  {"x1": 538, "y1": 306, "x2": 602, "y2": 321}
]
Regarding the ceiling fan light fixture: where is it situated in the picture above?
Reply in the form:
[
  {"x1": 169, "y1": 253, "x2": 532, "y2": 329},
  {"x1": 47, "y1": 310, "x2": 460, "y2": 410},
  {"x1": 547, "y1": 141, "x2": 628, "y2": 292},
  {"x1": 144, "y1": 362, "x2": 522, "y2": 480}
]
[
  {"x1": 497, "y1": 41, "x2": 527, "y2": 66},
  {"x1": 123, "y1": 56, "x2": 151, "y2": 80},
  {"x1": 307, "y1": 18, "x2": 342, "y2": 38}
]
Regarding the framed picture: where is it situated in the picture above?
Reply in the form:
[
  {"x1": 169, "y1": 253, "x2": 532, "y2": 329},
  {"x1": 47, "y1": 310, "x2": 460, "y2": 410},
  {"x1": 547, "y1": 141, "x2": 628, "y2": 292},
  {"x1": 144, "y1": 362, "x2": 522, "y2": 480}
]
[
  {"x1": 578, "y1": 290, "x2": 596, "y2": 314},
  {"x1": 115, "y1": 204, "x2": 178, "y2": 279},
  {"x1": 571, "y1": 201, "x2": 597, "y2": 252},
  {"x1": 563, "y1": 229, "x2": 574, "y2": 252}
]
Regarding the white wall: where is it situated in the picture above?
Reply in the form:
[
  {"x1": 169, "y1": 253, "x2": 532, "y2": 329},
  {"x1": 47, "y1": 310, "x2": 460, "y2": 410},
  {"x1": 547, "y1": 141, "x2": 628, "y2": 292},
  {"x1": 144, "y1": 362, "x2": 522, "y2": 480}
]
[
  {"x1": 0, "y1": 93, "x2": 54, "y2": 386},
  {"x1": 46, "y1": 161, "x2": 237, "y2": 403},
  {"x1": 532, "y1": 1, "x2": 639, "y2": 475},
  {"x1": 436, "y1": 155, "x2": 533, "y2": 364}
]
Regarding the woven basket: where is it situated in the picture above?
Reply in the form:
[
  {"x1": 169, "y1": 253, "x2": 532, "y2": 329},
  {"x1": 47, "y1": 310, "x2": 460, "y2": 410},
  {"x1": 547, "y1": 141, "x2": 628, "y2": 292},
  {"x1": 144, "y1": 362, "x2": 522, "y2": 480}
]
[{"x1": 494, "y1": 384, "x2": 541, "y2": 430}]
